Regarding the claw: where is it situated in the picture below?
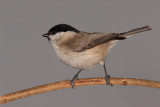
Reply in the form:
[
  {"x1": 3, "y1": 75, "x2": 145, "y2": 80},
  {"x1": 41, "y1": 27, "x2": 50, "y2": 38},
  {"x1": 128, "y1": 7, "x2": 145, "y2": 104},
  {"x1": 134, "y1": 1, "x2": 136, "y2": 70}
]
[
  {"x1": 70, "y1": 70, "x2": 82, "y2": 89},
  {"x1": 70, "y1": 77, "x2": 78, "y2": 89},
  {"x1": 105, "y1": 75, "x2": 113, "y2": 86},
  {"x1": 70, "y1": 81, "x2": 75, "y2": 89}
]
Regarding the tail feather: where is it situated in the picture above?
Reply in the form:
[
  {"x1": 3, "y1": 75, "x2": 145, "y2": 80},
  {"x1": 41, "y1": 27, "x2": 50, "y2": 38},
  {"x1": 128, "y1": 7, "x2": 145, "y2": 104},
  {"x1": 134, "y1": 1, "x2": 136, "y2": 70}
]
[{"x1": 118, "y1": 25, "x2": 152, "y2": 38}]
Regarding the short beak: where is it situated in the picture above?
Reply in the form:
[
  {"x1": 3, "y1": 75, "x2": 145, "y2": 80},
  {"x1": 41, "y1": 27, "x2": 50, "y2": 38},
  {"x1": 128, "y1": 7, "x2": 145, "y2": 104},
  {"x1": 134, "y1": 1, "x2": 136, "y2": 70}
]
[
  {"x1": 42, "y1": 33, "x2": 50, "y2": 41},
  {"x1": 42, "y1": 33, "x2": 48, "y2": 37}
]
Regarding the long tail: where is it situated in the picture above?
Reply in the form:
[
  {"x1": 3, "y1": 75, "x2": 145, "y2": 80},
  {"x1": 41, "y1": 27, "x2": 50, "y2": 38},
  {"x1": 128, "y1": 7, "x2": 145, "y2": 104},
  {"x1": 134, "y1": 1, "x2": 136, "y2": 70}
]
[{"x1": 118, "y1": 25, "x2": 152, "y2": 38}]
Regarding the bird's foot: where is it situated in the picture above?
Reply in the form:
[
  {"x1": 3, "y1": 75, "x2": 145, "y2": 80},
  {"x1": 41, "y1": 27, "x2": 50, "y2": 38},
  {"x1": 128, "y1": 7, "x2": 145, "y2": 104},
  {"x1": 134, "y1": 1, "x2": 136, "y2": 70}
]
[
  {"x1": 105, "y1": 75, "x2": 113, "y2": 86},
  {"x1": 70, "y1": 75, "x2": 79, "y2": 89}
]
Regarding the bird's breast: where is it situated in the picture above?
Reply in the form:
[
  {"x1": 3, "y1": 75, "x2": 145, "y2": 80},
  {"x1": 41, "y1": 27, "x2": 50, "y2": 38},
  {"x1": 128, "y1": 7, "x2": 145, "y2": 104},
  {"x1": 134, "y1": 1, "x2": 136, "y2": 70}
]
[{"x1": 51, "y1": 42, "x2": 114, "y2": 70}]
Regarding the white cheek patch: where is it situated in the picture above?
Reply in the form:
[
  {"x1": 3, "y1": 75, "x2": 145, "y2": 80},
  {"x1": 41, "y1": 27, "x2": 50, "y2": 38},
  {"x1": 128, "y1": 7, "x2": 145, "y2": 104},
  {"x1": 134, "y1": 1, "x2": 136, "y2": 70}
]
[
  {"x1": 49, "y1": 31, "x2": 76, "y2": 42},
  {"x1": 49, "y1": 32, "x2": 63, "y2": 41}
]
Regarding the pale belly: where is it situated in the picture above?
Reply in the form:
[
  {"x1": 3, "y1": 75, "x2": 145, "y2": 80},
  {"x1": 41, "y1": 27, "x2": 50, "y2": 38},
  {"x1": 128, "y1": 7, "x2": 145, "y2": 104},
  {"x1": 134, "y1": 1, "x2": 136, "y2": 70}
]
[{"x1": 52, "y1": 42, "x2": 116, "y2": 70}]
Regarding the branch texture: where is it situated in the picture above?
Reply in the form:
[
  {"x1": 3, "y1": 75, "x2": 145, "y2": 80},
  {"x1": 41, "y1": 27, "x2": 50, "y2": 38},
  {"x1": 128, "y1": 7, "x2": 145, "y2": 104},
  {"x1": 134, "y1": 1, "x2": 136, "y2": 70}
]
[{"x1": 0, "y1": 77, "x2": 160, "y2": 104}]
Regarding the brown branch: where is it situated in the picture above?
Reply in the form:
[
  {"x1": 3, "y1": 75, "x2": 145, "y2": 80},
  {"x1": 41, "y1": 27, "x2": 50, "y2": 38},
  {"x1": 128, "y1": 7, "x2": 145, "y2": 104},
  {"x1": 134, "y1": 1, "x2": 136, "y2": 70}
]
[{"x1": 0, "y1": 77, "x2": 160, "y2": 104}]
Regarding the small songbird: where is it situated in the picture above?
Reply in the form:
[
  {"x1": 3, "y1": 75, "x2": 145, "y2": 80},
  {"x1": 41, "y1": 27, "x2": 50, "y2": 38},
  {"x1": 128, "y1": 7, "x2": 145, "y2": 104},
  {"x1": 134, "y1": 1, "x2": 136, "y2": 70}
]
[{"x1": 42, "y1": 24, "x2": 152, "y2": 88}]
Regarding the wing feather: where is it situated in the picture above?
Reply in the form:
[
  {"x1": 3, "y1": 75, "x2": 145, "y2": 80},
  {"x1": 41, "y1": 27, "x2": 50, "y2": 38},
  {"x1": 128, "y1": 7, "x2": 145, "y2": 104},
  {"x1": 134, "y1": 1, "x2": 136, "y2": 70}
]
[
  {"x1": 65, "y1": 26, "x2": 151, "y2": 52},
  {"x1": 69, "y1": 32, "x2": 120, "y2": 52}
]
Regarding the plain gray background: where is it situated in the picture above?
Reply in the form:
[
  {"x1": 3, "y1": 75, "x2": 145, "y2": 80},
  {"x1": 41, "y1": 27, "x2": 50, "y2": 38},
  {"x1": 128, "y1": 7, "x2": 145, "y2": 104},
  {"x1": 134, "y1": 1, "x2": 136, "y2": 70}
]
[{"x1": 0, "y1": 0, "x2": 160, "y2": 107}]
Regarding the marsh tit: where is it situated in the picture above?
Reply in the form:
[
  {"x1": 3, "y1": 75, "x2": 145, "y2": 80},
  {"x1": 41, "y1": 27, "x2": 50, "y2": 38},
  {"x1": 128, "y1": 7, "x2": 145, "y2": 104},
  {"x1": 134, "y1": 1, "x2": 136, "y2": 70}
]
[{"x1": 42, "y1": 24, "x2": 152, "y2": 88}]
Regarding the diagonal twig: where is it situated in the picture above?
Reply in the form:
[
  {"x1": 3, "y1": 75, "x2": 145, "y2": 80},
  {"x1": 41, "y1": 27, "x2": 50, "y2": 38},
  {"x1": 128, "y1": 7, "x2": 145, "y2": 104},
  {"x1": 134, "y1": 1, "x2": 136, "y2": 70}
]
[{"x1": 0, "y1": 77, "x2": 160, "y2": 104}]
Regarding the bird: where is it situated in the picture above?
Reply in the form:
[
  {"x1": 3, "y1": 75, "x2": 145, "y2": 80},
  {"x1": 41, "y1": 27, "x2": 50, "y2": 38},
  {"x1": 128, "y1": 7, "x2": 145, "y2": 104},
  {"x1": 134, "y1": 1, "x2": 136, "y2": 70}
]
[{"x1": 42, "y1": 24, "x2": 152, "y2": 88}]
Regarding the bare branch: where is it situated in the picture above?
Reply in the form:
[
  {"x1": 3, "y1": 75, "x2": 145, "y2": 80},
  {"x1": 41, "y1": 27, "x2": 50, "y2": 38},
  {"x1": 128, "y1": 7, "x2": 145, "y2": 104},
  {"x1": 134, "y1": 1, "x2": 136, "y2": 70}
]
[{"x1": 0, "y1": 77, "x2": 160, "y2": 104}]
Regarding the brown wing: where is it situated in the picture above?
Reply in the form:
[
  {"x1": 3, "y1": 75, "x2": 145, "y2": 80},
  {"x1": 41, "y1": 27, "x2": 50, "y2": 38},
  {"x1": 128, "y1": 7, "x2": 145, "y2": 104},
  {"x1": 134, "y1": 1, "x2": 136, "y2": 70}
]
[
  {"x1": 66, "y1": 26, "x2": 151, "y2": 52},
  {"x1": 68, "y1": 32, "x2": 120, "y2": 52}
]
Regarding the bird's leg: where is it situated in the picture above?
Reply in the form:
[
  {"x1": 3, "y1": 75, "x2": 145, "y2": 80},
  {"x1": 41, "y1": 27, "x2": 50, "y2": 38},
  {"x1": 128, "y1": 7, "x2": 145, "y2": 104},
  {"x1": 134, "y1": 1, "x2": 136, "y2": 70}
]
[
  {"x1": 71, "y1": 69, "x2": 82, "y2": 89},
  {"x1": 103, "y1": 63, "x2": 113, "y2": 86}
]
